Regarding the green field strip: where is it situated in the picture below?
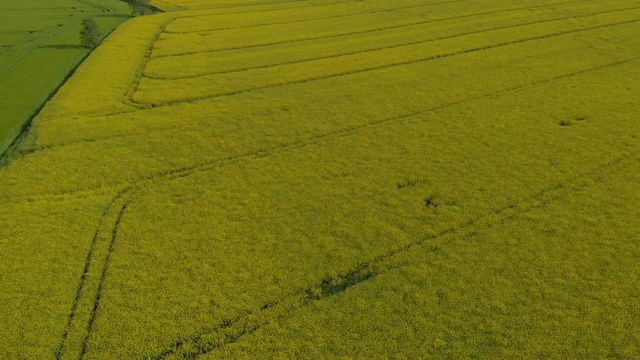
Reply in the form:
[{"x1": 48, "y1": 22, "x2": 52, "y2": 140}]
[
  {"x1": 133, "y1": 15, "x2": 640, "y2": 105},
  {"x1": 143, "y1": 0, "x2": 633, "y2": 79},
  {"x1": 23, "y1": 14, "x2": 174, "y2": 123},
  {"x1": 80, "y1": 57, "x2": 639, "y2": 355},
  {"x1": 151, "y1": 155, "x2": 636, "y2": 359},
  {"x1": 0, "y1": 0, "x2": 132, "y2": 156},
  {"x1": 6, "y1": 56, "x2": 634, "y2": 203},
  {"x1": 0, "y1": 45, "x2": 87, "y2": 161},
  {"x1": 0, "y1": 20, "x2": 81, "y2": 77}
]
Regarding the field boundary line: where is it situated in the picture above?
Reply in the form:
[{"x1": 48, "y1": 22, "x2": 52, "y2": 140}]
[
  {"x1": 0, "y1": 21, "x2": 82, "y2": 77},
  {"x1": 75, "y1": 0, "x2": 113, "y2": 13},
  {"x1": 0, "y1": 20, "x2": 129, "y2": 163},
  {"x1": 122, "y1": 17, "x2": 175, "y2": 109}
]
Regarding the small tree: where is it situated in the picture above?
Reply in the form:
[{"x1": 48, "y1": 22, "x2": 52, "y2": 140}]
[
  {"x1": 126, "y1": 0, "x2": 152, "y2": 16},
  {"x1": 80, "y1": 19, "x2": 101, "y2": 49}
]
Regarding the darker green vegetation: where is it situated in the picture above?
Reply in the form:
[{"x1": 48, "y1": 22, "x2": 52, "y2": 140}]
[
  {"x1": 80, "y1": 19, "x2": 101, "y2": 49},
  {"x1": 318, "y1": 269, "x2": 376, "y2": 297},
  {"x1": 0, "y1": 0, "x2": 131, "y2": 157},
  {"x1": 123, "y1": 0, "x2": 153, "y2": 16},
  {"x1": 424, "y1": 194, "x2": 439, "y2": 208}
]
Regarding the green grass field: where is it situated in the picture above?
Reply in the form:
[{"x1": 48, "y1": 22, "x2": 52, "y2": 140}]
[
  {"x1": 1, "y1": 0, "x2": 639, "y2": 358},
  {"x1": 0, "y1": 0, "x2": 132, "y2": 155}
]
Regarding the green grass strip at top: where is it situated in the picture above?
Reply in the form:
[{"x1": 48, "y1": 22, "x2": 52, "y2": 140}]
[{"x1": 0, "y1": 0, "x2": 131, "y2": 159}]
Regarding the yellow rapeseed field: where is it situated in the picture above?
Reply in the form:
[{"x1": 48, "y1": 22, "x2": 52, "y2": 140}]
[{"x1": 1, "y1": 0, "x2": 639, "y2": 358}]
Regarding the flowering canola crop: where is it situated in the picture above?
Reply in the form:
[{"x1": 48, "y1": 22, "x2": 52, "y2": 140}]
[{"x1": 1, "y1": 0, "x2": 639, "y2": 358}]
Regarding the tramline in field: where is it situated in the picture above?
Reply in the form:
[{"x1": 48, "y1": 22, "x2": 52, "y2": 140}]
[{"x1": 0, "y1": 0, "x2": 131, "y2": 155}]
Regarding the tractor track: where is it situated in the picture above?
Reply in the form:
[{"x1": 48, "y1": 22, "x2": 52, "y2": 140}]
[
  {"x1": 55, "y1": 54, "x2": 635, "y2": 356},
  {"x1": 8, "y1": 56, "x2": 635, "y2": 206},
  {"x1": 151, "y1": 154, "x2": 635, "y2": 359},
  {"x1": 132, "y1": 17, "x2": 640, "y2": 107}
]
